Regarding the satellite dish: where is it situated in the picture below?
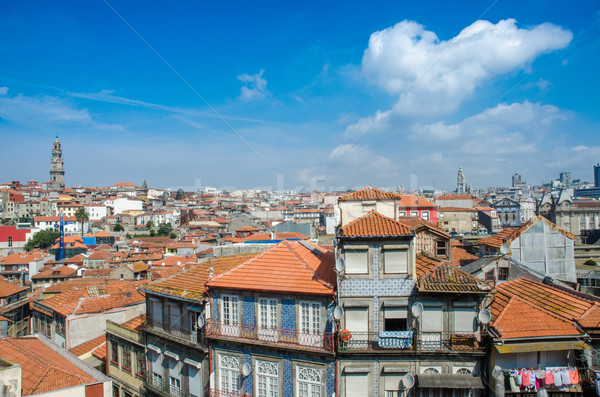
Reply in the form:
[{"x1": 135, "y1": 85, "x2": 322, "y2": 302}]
[
  {"x1": 177, "y1": 261, "x2": 182, "y2": 266},
  {"x1": 402, "y1": 373, "x2": 415, "y2": 389},
  {"x1": 197, "y1": 314, "x2": 205, "y2": 328},
  {"x1": 499, "y1": 243, "x2": 510, "y2": 255},
  {"x1": 411, "y1": 302, "x2": 423, "y2": 317},
  {"x1": 478, "y1": 309, "x2": 491, "y2": 325},
  {"x1": 335, "y1": 258, "x2": 345, "y2": 272},
  {"x1": 241, "y1": 362, "x2": 251, "y2": 377},
  {"x1": 333, "y1": 306, "x2": 344, "y2": 320}
]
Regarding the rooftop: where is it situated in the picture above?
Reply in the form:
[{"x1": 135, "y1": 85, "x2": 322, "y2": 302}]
[{"x1": 340, "y1": 210, "x2": 412, "y2": 238}]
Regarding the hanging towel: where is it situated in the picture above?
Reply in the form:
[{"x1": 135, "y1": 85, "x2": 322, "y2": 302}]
[
  {"x1": 522, "y1": 371, "x2": 531, "y2": 387},
  {"x1": 553, "y1": 370, "x2": 563, "y2": 387},
  {"x1": 516, "y1": 370, "x2": 522, "y2": 385}
]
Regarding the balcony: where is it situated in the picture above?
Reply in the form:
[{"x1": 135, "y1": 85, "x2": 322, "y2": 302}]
[
  {"x1": 144, "y1": 318, "x2": 204, "y2": 349},
  {"x1": 338, "y1": 330, "x2": 482, "y2": 353},
  {"x1": 205, "y1": 319, "x2": 335, "y2": 354},
  {"x1": 208, "y1": 390, "x2": 247, "y2": 397},
  {"x1": 144, "y1": 373, "x2": 189, "y2": 397}
]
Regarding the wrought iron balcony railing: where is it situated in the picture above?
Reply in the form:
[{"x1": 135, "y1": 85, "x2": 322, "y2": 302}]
[
  {"x1": 205, "y1": 319, "x2": 334, "y2": 353},
  {"x1": 337, "y1": 330, "x2": 482, "y2": 352},
  {"x1": 144, "y1": 317, "x2": 204, "y2": 348},
  {"x1": 208, "y1": 389, "x2": 247, "y2": 397}
]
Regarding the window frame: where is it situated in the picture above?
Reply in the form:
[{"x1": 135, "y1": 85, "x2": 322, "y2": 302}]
[{"x1": 110, "y1": 340, "x2": 119, "y2": 367}]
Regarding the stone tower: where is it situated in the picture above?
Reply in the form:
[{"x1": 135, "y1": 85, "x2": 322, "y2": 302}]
[
  {"x1": 50, "y1": 136, "x2": 65, "y2": 190},
  {"x1": 456, "y1": 166, "x2": 466, "y2": 194}
]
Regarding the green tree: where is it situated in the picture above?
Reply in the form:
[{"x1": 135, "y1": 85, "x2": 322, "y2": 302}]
[
  {"x1": 75, "y1": 207, "x2": 89, "y2": 236},
  {"x1": 157, "y1": 223, "x2": 172, "y2": 237},
  {"x1": 169, "y1": 232, "x2": 177, "y2": 239},
  {"x1": 149, "y1": 229, "x2": 156, "y2": 237},
  {"x1": 114, "y1": 223, "x2": 124, "y2": 232},
  {"x1": 146, "y1": 220, "x2": 154, "y2": 230},
  {"x1": 25, "y1": 229, "x2": 60, "y2": 251}
]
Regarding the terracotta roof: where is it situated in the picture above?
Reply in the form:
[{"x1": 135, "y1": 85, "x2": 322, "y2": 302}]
[
  {"x1": 32, "y1": 266, "x2": 78, "y2": 280},
  {"x1": 82, "y1": 268, "x2": 111, "y2": 277},
  {"x1": 451, "y1": 247, "x2": 479, "y2": 267},
  {"x1": 490, "y1": 278, "x2": 600, "y2": 333},
  {"x1": 338, "y1": 187, "x2": 400, "y2": 201},
  {"x1": 143, "y1": 255, "x2": 254, "y2": 301},
  {"x1": 92, "y1": 342, "x2": 107, "y2": 361},
  {"x1": 121, "y1": 313, "x2": 146, "y2": 332},
  {"x1": 207, "y1": 241, "x2": 335, "y2": 295},
  {"x1": 35, "y1": 281, "x2": 147, "y2": 316},
  {"x1": 64, "y1": 253, "x2": 87, "y2": 264},
  {"x1": 154, "y1": 256, "x2": 196, "y2": 268},
  {"x1": 418, "y1": 261, "x2": 492, "y2": 293},
  {"x1": 132, "y1": 261, "x2": 150, "y2": 272},
  {"x1": 236, "y1": 226, "x2": 260, "y2": 232},
  {"x1": 340, "y1": 210, "x2": 412, "y2": 237},
  {"x1": 398, "y1": 194, "x2": 438, "y2": 209},
  {"x1": 398, "y1": 216, "x2": 450, "y2": 238},
  {"x1": 242, "y1": 232, "x2": 309, "y2": 242},
  {"x1": 416, "y1": 252, "x2": 444, "y2": 278},
  {"x1": 0, "y1": 278, "x2": 27, "y2": 298},
  {"x1": 94, "y1": 231, "x2": 113, "y2": 238},
  {"x1": 476, "y1": 228, "x2": 519, "y2": 248},
  {"x1": 87, "y1": 251, "x2": 112, "y2": 260},
  {"x1": 69, "y1": 334, "x2": 106, "y2": 357},
  {"x1": 0, "y1": 337, "x2": 96, "y2": 395},
  {"x1": 0, "y1": 252, "x2": 49, "y2": 265},
  {"x1": 492, "y1": 295, "x2": 583, "y2": 339}
]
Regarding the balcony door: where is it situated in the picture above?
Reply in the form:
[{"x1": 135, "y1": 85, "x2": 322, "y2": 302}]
[
  {"x1": 221, "y1": 295, "x2": 240, "y2": 336},
  {"x1": 421, "y1": 305, "x2": 443, "y2": 349},
  {"x1": 258, "y1": 298, "x2": 278, "y2": 341},
  {"x1": 299, "y1": 301, "x2": 322, "y2": 346}
]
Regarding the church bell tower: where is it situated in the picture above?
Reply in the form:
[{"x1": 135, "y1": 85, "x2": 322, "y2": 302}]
[{"x1": 50, "y1": 136, "x2": 65, "y2": 190}]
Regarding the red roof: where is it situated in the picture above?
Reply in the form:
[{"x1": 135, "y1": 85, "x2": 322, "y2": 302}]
[
  {"x1": 69, "y1": 334, "x2": 106, "y2": 357},
  {"x1": 338, "y1": 187, "x2": 400, "y2": 201},
  {"x1": 32, "y1": 266, "x2": 78, "y2": 280},
  {"x1": 0, "y1": 278, "x2": 27, "y2": 298},
  {"x1": 398, "y1": 194, "x2": 438, "y2": 209},
  {"x1": 340, "y1": 210, "x2": 412, "y2": 237},
  {"x1": 207, "y1": 241, "x2": 335, "y2": 295},
  {"x1": 451, "y1": 247, "x2": 478, "y2": 266},
  {"x1": 0, "y1": 337, "x2": 96, "y2": 395}
]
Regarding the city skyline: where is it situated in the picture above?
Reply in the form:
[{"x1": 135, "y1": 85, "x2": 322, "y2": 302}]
[{"x1": 1, "y1": 1, "x2": 599, "y2": 190}]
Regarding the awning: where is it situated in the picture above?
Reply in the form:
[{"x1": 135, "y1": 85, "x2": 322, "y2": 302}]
[
  {"x1": 418, "y1": 374, "x2": 484, "y2": 389},
  {"x1": 494, "y1": 340, "x2": 589, "y2": 354}
]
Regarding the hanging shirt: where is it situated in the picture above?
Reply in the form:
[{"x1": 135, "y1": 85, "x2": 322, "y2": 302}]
[
  {"x1": 516, "y1": 371, "x2": 522, "y2": 385},
  {"x1": 530, "y1": 371, "x2": 536, "y2": 387},
  {"x1": 545, "y1": 370, "x2": 554, "y2": 386},
  {"x1": 561, "y1": 369, "x2": 571, "y2": 386},
  {"x1": 522, "y1": 371, "x2": 531, "y2": 387},
  {"x1": 568, "y1": 369, "x2": 579, "y2": 385},
  {"x1": 554, "y1": 370, "x2": 563, "y2": 387}
]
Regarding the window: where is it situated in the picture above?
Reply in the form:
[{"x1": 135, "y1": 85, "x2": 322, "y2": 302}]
[
  {"x1": 110, "y1": 341, "x2": 119, "y2": 366},
  {"x1": 256, "y1": 360, "x2": 279, "y2": 397},
  {"x1": 122, "y1": 344, "x2": 131, "y2": 372},
  {"x1": 112, "y1": 384, "x2": 120, "y2": 397},
  {"x1": 383, "y1": 306, "x2": 408, "y2": 331},
  {"x1": 219, "y1": 354, "x2": 240, "y2": 394},
  {"x1": 421, "y1": 306, "x2": 443, "y2": 349},
  {"x1": 168, "y1": 358, "x2": 181, "y2": 395},
  {"x1": 435, "y1": 241, "x2": 447, "y2": 257},
  {"x1": 150, "y1": 351, "x2": 162, "y2": 387},
  {"x1": 344, "y1": 372, "x2": 369, "y2": 397},
  {"x1": 258, "y1": 298, "x2": 278, "y2": 340},
  {"x1": 297, "y1": 366, "x2": 322, "y2": 397},
  {"x1": 135, "y1": 349, "x2": 145, "y2": 377},
  {"x1": 299, "y1": 301, "x2": 322, "y2": 346},
  {"x1": 399, "y1": 211, "x2": 406, "y2": 216},
  {"x1": 485, "y1": 270, "x2": 495, "y2": 283},
  {"x1": 453, "y1": 305, "x2": 476, "y2": 333},
  {"x1": 345, "y1": 249, "x2": 368, "y2": 274},
  {"x1": 123, "y1": 391, "x2": 132, "y2": 397},
  {"x1": 383, "y1": 249, "x2": 408, "y2": 274},
  {"x1": 498, "y1": 267, "x2": 509, "y2": 281},
  {"x1": 150, "y1": 298, "x2": 163, "y2": 323},
  {"x1": 168, "y1": 303, "x2": 182, "y2": 328},
  {"x1": 7, "y1": 236, "x2": 12, "y2": 247},
  {"x1": 422, "y1": 211, "x2": 430, "y2": 221},
  {"x1": 455, "y1": 368, "x2": 472, "y2": 375},
  {"x1": 221, "y1": 295, "x2": 240, "y2": 336},
  {"x1": 410, "y1": 211, "x2": 418, "y2": 216},
  {"x1": 188, "y1": 365, "x2": 202, "y2": 397},
  {"x1": 383, "y1": 373, "x2": 407, "y2": 397}
]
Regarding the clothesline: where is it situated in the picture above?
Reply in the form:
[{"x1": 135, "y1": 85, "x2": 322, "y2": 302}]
[{"x1": 505, "y1": 367, "x2": 580, "y2": 393}]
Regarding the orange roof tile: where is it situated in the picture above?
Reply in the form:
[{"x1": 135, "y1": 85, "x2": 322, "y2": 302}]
[
  {"x1": 0, "y1": 278, "x2": 27, "y2": 298},
  {"x1": 340, "y1": 210, "x2": 412, "y2": 237},
  {"x1": 418, "y1": 261, "x2": 492, "y2": 293},
  {"x1": 32, "y1": 266, "x2": 78, "y2": 280},
  {"x1": 338, "y1": 186, "x2": 400, "y2": 201},
  {"x1": 154, "y1": 256, "x2": 196, "y2": 268},
  {"x1": 143, "y1": 255, "x2": 254, "y2": 301},
  {"x1": 69, "y1": 334, "x2": 106, "y2": 357},
  {"x1": 236, "y1": 226, "x2": 260, "y2": 232},
  {"x1": 398, "y1": 194, "x2": 438, "y2": 209},
  {"x1": 121, "y1": 313, "x2": 146, "y2": 332},
  {"x1": 207, "y1": 241, "x2": 335, "y2": 295},
  {"x1": 0, "y1": 337, "x2": 96, "y2": 395},
  {"x1": 492, "y1": 296, "x2": 583, "y2": 339},
  {"x1": 451, "y1": 247, "x2": 479, "y2": 267},
  {"x1": 416, "y1": 252, "x2": 445, "y2": 278}
]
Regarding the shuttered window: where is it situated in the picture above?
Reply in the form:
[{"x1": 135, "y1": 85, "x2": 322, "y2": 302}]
[
  {"x1": 344, "y1": 307, "x2": 369, "y2": 333},
  {"x1": 345, "y1": 373, "x2": 369, "y2": 397},
  {"x1": 453, "y1": 306, "x2": 476, "y2": 333},
  {"x1": 383, "y1": 249, "x2": 408, "y2": 274},
  {"x1": 345, "y1": 250, "x2": 368, "y2": 274}
]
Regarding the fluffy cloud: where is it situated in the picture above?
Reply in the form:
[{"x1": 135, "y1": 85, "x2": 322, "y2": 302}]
[
  {"x1": 238, "y1": 69, "x2": 268, "y2": 100},
  {"x1": 361, "y1": 19, "x2": 572, "y2": 115}
]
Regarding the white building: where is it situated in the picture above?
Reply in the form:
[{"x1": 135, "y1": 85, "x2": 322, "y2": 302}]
[
  {"x1": 84, "y1": 204, "x2": 109, "y2": 221},
  {"x1": 106, "y1": 198, "x2": 143, "y2": 215}
]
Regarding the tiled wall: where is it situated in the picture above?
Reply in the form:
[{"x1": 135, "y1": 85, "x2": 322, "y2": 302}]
[{"x1": 281, "y1": 298, "x2": 295, "y2": 330}]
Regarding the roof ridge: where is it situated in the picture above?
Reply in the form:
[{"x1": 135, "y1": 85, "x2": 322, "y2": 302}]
[{"x1": 284, "y1": 241, "x2": 334, "y2": 290}]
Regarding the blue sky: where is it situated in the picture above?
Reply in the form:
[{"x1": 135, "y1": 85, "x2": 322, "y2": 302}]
[{"x1": 1, "y1": 0, "x2": 599, "y2": 191}]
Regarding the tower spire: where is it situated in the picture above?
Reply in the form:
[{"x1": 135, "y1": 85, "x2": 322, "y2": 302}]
[{"x1": 50, "y1": 136, "x2": 65, "y2": 190}]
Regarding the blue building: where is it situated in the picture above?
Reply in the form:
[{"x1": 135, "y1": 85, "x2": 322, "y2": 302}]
[
  {"x1": 205, "y1": 240, "x2": 337, "y2": 397},
  {"x1": 492, "y1": 197, "x2": 521, "y2": 228}
]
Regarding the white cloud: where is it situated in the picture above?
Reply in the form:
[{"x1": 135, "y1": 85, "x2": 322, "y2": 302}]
[
  {"x1": 0, "y1": 87, "x2": 8, "y2": 95},
  {"x1": 411, "y1": 101, "x2": 567, "y2": 154},
  {"x1": 238, "y1": 69, "x2": 268, "y2": 100},
  {"x1": 361, "y1": 18, "x2": 572, "y2": 115}
]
